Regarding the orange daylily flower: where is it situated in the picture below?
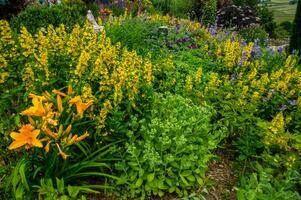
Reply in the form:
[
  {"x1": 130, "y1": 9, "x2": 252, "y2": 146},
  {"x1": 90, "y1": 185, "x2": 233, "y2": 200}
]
[
  {"x1": 76, "y1": 131, "x2": 89, "y2": 142},
  {"x1": 67, "y1": 85, "x2": 73, "y2": 96},
  {"x1": 21, "y1": 97, "x2": 46, "y2": 117},
  {"x1": 69, "y1": 96, "x2": 93, "y2": 117},
  {"x1": 52, "y1": 89, "x2": 67, "y2": 97},
  {"x1": 56, "y1": 143, "x2": 68, "y2": 160},
  {"x1": 57, "y1": 94, "x2": 63, "y2": 113},
  {"x1": 29, "y1": 93, "x2": 46, "y2": 101},
  {"x1": 67, "y1": 135, "x2": 78, "y2": 146},
  {"x1": 45, "y1": 141, "x2": 51, "y2": 153},
  {"x1": 8, "y1": 124, "x2": 42, "y2": 150},
  {"x1": 43, "y1": 128, "x2": 58, "y2": 139}
]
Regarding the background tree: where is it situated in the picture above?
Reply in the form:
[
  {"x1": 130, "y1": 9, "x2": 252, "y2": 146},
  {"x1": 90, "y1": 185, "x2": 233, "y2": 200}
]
[{"x1": 290, "y1": 0, "x2": 301, "y2": 54}]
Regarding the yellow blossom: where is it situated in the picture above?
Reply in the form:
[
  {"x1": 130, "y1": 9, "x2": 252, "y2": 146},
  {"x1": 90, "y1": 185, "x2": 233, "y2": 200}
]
[{"x1": 8, "y1": 124, "x2": 42, "y2": 150}]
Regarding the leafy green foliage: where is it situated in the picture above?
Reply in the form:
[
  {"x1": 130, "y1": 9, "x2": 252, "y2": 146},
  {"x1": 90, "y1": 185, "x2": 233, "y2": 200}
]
[
  {"x1": 238, "y1": 26, "x2": 268, "y2": 44},
  {"x1": 114, "y1": 93, "x2": 221, "y2": 198},
  {"x1": 34, "y1": 178, "x2": 89, "y2": 200},
  {"x1": 105, "y1": 18, "x2": 164, "y2": 56},
  {"x1": 237, "y1": 164, "x2": 301, "y2": 200}
]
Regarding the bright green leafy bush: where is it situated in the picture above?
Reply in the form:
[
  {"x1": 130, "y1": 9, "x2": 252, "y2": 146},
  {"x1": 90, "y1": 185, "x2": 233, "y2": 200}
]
[{"x1": 114, "y1": 93, "x2": 221, "y2": 198}]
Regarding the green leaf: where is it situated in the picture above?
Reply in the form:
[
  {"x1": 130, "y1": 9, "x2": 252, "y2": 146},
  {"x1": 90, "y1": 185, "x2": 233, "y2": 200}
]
[
  {"x1": 166, "y1": 178, "x2": 172, "y2": 186},
  {"x1": 14, "y1": 115, "x2": 20, "y2": 126},
  {"x1": 237, "y1": 190, "x2": 245, "y2": 200},
  {"x1": 180, "y1": 175, "x2": 189, "y2": 186},
  {"x1": 19, "y1": 162, "x2": 29, "y2": 191},
  {"x1": 181, "y1": 170, "x2": 192, "y2": 177},
  {"x1": 68, "y1": 185, "x2": 79, "y2": 198},
  {"x1": 135, "y1": 178, "x2": 143, "y2": 188},
  {"x1": 169, "y1": 186, "x2": 175, "y2": 193},
  {"x1": 186, "y1": 175, "x2": 196, "y2": 182},
  {"x1": 139, "y1": 169, "x2": 145, "y2": 177},
  {"x1": 196, "y1": 176, "x2": 204, "y2": 186},
  {"x1": 147, "y1": 173, "x2": 155, "y2": 182},
  {"x1": 56, "y1": 178, "x2": 64, "y2": 194}
]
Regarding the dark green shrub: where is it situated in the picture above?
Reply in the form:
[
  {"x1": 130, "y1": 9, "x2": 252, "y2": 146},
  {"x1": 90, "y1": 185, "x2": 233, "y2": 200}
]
[
  {"x1": 256, "y1": 5, "x2": 277, "y2": 38},
  {"x1": 290, "y1": 0, "x2": 301, "y2": 54},
  {"x1": 10, "y1": 4, "x2": 87, "y2": 33},
  {"x1": 114, "y1": 93, "x2": 220, "y2": 198},
  {"x1": 279, "y1": 21, "x2": 293, "y2": 33}
]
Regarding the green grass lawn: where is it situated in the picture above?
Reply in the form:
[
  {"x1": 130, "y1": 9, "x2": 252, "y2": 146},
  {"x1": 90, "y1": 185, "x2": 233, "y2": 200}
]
[{"x1": 266, "y1": 0, "x2": 297, "y2": 23}]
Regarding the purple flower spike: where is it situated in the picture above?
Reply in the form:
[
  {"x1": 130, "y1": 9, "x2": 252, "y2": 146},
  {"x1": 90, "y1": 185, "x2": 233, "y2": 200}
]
[
  {"x1": 188, "y1": 43, "x2": 198, "y2": 49},
  {"x1": 251, "y1": 38, "x2": 262, "y2": 58}
]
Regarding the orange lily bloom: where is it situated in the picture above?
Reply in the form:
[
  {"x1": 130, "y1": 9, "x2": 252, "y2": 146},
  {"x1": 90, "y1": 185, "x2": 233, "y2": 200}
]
[
  {"x1": 57, "y1": 94, "x2": 63, "y2": 113},
  {"x1": 76, "y1": 131, "x2": 89, "y2": 142},
  {"x1": 69, "y1": 96, "x2": 93, "y2": 117},
  {"x1": 67, "y1": 85, "x2": 73, "y2": 96},
  {"x1": 45, "y1": 141, "x2": 51, "y2": 153},
  {"x1": 21, "y1": 97, "x2": 46, "y2": 117},
  {"x1": 56, "y1": 143, "x2": 68, "y2": 160},
  {"x1": 43, "y1": 128, "x2": 58, "y2": 139},
  {"x1": 8, "y1": 124, "x2": 43, "y2": 150},
  {"x1": 67, "y1": 135, "x2": 78, "y2": 146},
  {"x1": 52, "y1": 89, "x2": 67, "y2": 97}
]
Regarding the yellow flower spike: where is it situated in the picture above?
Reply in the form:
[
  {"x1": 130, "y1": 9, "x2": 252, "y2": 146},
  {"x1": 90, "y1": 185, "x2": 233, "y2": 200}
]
[
  {"x1": 56, "y1": 143, "x2": 68, "y2": 160},
  {"x1": 65, "y1": 124, "x2": 72, "y2": 134},
  {"x1": 76, "y1": 131, "x2": 89, "y2": 142},
  {"x1": 57, "y1": 95, "x2": 63, "y2": 113},
  {"x1": 68, "y1": 85, "x2": 73, "y2": 96},
  {"x1": 52, "y1": 89, "x2": 67, "y2": 97},
  {"x1": 67, "y1": 135, "x2": 78, "y2": 146},
  {"x1": 43, "y1": 128, "x2": 58, "y2": 139},
  {"x1": 45, "y1": 141, "x2": 51, "y2": 153},
  {"x1": 8, "y1": 124, "x2": 42, "y2": 150}
]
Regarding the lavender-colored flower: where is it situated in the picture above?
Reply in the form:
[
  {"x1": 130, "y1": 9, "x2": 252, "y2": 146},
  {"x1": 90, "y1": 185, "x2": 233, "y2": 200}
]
[
  {"x1": 118, "y1": 0, "x2": 124, "y2": 8},
  {"x1": 208, "y1": 22, "x2": 218, "y2": 37},
  {"x1": 288, "y1": 100, "x2": 298, "y2": 106},
  {"x1": 241, "y1": 39, "x2": 247, "y2": 47},
  {"x1": 252, "y1": 38, "x2": 262, "y2": 58},
  {"x1": 277, "y1": 46, "x2": 284, "y2": 53},
  {"x1": 279, "y1": 104, "x2": 287, "y2": 111},
  {"x1": 239, "y1": 51, "x2": 247, "y2": 66},
  {"x1": 176, "y1": 36, "x2": 190, "y2": 43},
  {"x1": 230, "y1": 73, "x2": 239, "y2": 80},
  {"x1": 188, "y1": 43, "x2": 198, "y2": 49}
]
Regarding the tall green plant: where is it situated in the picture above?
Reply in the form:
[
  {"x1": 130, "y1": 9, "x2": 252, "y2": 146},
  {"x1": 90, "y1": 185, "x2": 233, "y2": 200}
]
[{"x1": 290, "y1": 0, "x2": 301, "y2": 54}]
